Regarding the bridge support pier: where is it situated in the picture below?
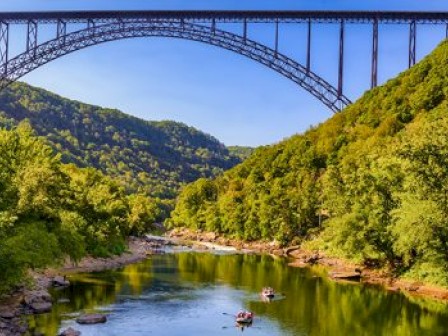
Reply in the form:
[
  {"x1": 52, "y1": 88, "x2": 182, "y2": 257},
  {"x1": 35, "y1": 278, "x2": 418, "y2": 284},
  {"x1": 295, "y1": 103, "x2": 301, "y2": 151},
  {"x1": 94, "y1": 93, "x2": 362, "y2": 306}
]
[
  {"x1": 27, "y1": 20, "x2": 38, "y2": 56},
  {"x1": 409, "y1": 20, "x2": 416, "y2": 68},
  {"x1": 338, "y1": 20, "x2": 345, "y2": 98},
  {"x1": 243, "y1": 18, "x2": 247, "y2": 42},
  {"x1": 275, "y1": 20, "x2": 279, "y2": 57},
  {"x1": 371, "y1": 19, "x2": 378, "y2": 88},
  {"x1": 306, "y1": 19, "x2": 311, "y2": 73},
  {"x1": 211, "y1": 18, "x2": 216, "y2": 35},
  {"x1": 57, "y1": 19, "x2": 66, "y2": 38}
]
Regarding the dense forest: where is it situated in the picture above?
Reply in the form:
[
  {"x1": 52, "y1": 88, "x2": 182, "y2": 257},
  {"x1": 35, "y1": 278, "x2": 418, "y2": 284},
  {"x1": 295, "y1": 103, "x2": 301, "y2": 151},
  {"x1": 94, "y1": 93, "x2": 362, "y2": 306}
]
[
  {"x1": 227, "y1": 146, "x2": 255, "y2": 161},
  {"x1": 0, "y1": 82, "x2": 243, "y2": 199},
  {"x1": 168, "y1": 41, "x2": 448, "y2": 286},
  {"x1": 0, "y1": 122, "x2": 163, "y2": 294},
  {"x1": 0, "y1": 81, "x2": 254, "y2": 295}
]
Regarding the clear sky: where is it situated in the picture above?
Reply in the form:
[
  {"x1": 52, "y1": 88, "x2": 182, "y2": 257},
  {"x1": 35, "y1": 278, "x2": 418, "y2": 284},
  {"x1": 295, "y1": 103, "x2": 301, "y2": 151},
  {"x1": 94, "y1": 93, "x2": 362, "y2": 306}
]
[{"x1": 1, "y1": 1, "x2": 447, "y2": 146}]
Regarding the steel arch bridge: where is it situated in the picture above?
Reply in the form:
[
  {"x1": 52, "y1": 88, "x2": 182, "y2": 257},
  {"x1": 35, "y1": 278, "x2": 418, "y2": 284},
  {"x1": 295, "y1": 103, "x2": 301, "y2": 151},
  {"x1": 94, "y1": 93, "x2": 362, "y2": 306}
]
[{"x1": 0, "y1": 11, "x2": 447, "y2": 112}]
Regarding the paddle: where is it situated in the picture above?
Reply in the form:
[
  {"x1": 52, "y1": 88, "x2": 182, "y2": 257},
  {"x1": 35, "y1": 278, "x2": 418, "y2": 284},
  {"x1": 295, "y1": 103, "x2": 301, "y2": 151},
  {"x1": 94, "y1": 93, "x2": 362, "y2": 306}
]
[{"x1": 222, "y1": 324, "x2": 263, "y2": 330}]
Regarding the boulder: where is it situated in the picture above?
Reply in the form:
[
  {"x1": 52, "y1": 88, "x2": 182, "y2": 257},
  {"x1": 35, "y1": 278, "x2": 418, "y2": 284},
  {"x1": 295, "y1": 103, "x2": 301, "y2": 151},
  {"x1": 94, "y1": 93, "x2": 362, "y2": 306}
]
[
  {"x1": 59, "y1": 327, "x2": 81, "y2": 336},
  {"x1": 271, "y1": 249, "x2": 284, "y2": 256},
  {"x1": 203, "y1": 232, "x2": 217, "y2": 242},
  {"x1": 53, "y1": 276, "x2": 70, "y2": 287},
  {"x1": 23, "y1": 290, "x2": 52, "y2": 305},
  {"x1": 29, "y1": 302, "x2": 52, "y2": 314},
  {"x1": 284, "y1": 246, "x2": 301, "y2": 256},
  {"x1": 76, "y1": 314, "x2": 107, "y2": 325},
  {"x1": 23, "y1": 289, "x2": 53, "y2": 314},
  {"x1": 330, "y1": 271, "x2": 362, "y2": 281},
  {"x1": 0, "y1": 309, "x2": 16, "y2": 319},
  {"x1": 305, "y1": 254, "x2": 320, "y2": 264},
  {"x1": 406, "y1": 282, "x2": 421, "y2": 292},
  {"x1": 18, "y1": 324, "x2": 28, "y2": 333}
]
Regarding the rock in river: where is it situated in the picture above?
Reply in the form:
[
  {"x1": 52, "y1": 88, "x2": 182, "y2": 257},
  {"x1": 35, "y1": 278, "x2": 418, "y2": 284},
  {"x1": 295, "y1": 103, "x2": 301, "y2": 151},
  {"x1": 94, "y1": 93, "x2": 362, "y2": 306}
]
[
  {"x1": 29, "y1": 302, "x2": 52, "y2": 314},
  {"x1": 0, "y1": 309, "x2": 16, "y2": 319},
  {"x1": 76, "y1": 314, "x2": 107, "y2": 324},
  {"x1": 53, "y1": 276, "x2": 70, "y2": 287},
  {"x1": 22, "y1": 289, "x2": 53, "y2": 314},
  {"x1": 330, "y1": 271, "x2": 362, "y2": 281},
  {"x1": 59, "y1": 327, "x2": 81, "y2": 336}
]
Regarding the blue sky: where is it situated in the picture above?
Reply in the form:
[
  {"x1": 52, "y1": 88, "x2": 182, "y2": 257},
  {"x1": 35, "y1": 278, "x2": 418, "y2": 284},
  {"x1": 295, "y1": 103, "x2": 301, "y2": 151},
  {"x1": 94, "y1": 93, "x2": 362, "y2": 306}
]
[{"x1": 1, "y1": 1, "x2": 448, "y2": 146}]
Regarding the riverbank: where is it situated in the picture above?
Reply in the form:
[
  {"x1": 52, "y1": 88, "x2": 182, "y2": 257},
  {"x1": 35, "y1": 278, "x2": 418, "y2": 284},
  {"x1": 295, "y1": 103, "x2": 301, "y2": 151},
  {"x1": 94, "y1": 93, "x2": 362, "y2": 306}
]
[
  {"x1": 168, "y1": 227, "x2": 448, "y2": 302},
  {"x1": 2, "y1": 230, "x2": 447, "y2": 336},
  {"x1": 0, "y1": 236, "x2": 158, "y2": 336}
]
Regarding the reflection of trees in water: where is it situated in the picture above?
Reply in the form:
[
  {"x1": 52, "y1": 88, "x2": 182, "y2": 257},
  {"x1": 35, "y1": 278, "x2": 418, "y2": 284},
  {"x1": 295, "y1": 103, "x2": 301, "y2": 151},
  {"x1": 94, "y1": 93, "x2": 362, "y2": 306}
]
[
  {"x1": 30, "y1": 253, "x2": 448, "y2": 336},
  {"x1": 30, "y1": 260, "x2": 156, "y2": 335},
  {"x1": 174, "y1": 253, "x2": 448, "y2": 336}
]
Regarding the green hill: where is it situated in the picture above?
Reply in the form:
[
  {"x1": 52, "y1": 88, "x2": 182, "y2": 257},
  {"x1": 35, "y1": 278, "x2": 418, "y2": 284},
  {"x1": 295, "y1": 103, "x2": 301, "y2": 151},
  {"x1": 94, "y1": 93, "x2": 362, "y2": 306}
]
[
  {"x1": 0, "y1": 82, "x2": 242, "y2": 198},
  {"x1": 168, "y1": 41, "x2": 448, "y2": 286},
  {"x1": 227, "y1": 146, "x2": 255, "y2": 161}
]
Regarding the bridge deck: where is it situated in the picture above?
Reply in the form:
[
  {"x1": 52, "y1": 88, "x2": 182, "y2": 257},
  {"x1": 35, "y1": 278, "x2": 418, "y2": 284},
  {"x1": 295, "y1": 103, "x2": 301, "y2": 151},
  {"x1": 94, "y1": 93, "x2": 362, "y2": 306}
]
[{"x1": 0, "y1": 10, "x2": 447, "y2": 24}]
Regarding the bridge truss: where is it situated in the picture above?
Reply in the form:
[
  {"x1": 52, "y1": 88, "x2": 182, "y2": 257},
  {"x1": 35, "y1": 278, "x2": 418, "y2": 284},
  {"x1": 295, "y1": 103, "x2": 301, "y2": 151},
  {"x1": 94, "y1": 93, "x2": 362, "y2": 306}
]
[{"x1": 0, "y1": 10, "x2": 447, "y2": 112}]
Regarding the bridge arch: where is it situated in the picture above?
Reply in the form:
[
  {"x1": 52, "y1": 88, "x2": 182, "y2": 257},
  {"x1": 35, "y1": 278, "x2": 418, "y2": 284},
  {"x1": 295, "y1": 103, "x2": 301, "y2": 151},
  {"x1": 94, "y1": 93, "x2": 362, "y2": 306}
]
[{"x1": 0, "y1": 20, "x2": 351, "y2": 112}]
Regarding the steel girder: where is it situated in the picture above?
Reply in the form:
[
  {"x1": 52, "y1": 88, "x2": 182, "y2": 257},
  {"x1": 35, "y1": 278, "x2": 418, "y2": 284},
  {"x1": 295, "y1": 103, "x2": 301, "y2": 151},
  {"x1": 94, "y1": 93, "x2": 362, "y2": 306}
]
[
  {"x1": 0, "y1": 20, "x2": 351, "y2": 112},
  {"x1": 0, "y1": 10, "x2": 447, "y2": 24}
]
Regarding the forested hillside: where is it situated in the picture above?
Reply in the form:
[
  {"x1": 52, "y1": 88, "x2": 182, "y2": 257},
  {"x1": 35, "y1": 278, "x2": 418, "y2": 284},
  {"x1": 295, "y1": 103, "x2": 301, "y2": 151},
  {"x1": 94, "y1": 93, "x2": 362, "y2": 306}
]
[
  {"x1": 168, "y1": 41, "x2": 448, "y2": 286},
  {"x1": 227, "y1": 146, "x2": 255, "y2": 161},
  {"x1": 0, "y1": 122, "x2": 161, "y2": 294},
  {"x1": 0, "y1": 82, "x2": 242, "y2": 198}
]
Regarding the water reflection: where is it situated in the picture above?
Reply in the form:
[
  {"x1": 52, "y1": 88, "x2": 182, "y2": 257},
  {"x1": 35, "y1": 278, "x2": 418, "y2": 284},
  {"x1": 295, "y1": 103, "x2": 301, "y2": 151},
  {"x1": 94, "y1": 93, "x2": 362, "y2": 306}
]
[{"x1": 29, "y1": 252, "x2": 448, "y2": 336}]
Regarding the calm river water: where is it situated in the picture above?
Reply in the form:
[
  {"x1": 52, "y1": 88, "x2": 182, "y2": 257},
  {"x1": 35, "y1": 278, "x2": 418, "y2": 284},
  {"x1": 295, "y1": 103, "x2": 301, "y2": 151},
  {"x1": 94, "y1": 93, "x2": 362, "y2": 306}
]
[{"x1": 29, "y1": 251, "x2": 448, "y2": 336}]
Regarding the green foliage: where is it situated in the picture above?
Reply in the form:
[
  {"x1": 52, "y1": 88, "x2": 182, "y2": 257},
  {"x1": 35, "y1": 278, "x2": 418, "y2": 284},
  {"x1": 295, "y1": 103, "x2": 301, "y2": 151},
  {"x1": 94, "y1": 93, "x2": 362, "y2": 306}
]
[
  {"x1": 0, "y1": 246, "x2": 25, "y2": 294},
  {"x1": 0, "y1": 83, "x2": 243, "y2": 199},
  {"x1": 4, "y1": 223, "x2": 61, "y2": 270},
  {"x1": 0, "y1": 123, "x2": 161, "y2": 294},
  {"x1": 169, "y1": 41, "x2": 448, "y2": 285},
  {"x1": 0, "y1": 81, "x2": 236, "y2": 293},
  {"x1": 227, "y1": 146, "x2": 255, "y2": 161}
]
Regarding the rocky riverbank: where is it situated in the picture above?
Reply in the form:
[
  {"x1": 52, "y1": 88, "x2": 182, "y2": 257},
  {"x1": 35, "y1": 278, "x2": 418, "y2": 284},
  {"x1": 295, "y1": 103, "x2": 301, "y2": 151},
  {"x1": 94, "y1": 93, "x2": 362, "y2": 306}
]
[
  {"x1": 168, "y1": 227, "x2": 448, "y2": 302},
  {"x1": 0, "y1": 236, "x2": 159, "y2": 336}
]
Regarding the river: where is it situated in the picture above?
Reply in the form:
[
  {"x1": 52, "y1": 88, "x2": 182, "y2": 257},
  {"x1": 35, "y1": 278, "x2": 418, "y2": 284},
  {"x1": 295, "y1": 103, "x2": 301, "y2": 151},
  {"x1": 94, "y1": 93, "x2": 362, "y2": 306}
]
[{"x1": 28, "y1": 251, "x2": 448, "y2": 335}]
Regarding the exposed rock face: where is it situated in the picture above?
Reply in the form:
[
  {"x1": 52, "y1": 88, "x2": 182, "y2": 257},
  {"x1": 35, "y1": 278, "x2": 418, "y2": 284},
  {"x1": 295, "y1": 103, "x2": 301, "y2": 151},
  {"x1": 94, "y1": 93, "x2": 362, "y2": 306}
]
[
  {"x1": 59, "y1": 327, "x2": 82, "y2": 336},
  {"x1": 76, "y1": 313, "x2": 107, "y2": 324}
]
